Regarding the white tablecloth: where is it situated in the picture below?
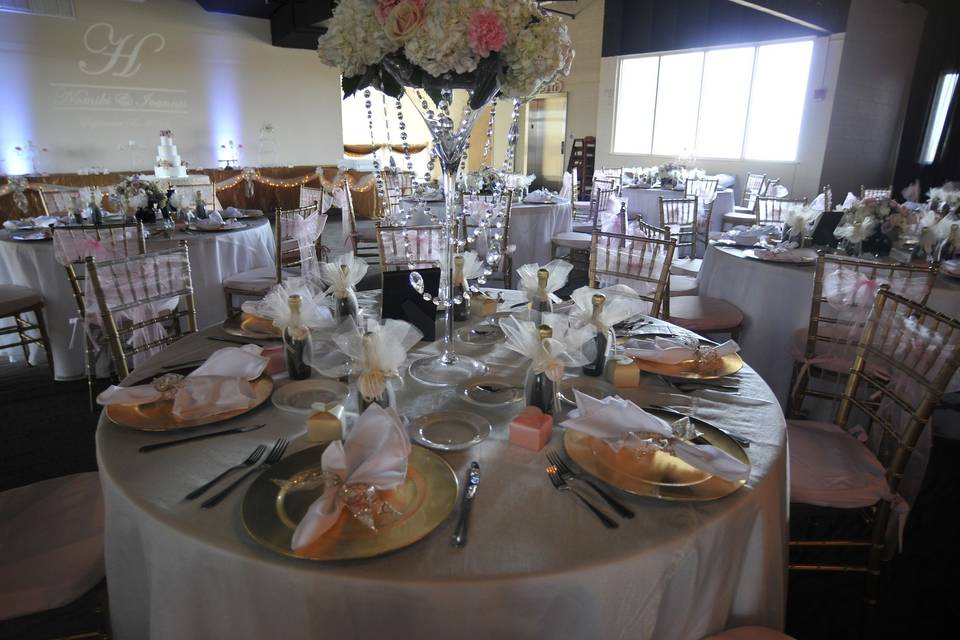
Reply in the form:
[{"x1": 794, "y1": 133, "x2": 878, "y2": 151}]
[
  {"x1": 697, "y1": 244, "x2": 960, "y2": 404},
  {"x1": 0, "y1": 219, "x2": 274, "y2": 379},
  {"x1": 97, "y1": 290, "x2": 788, "y2": 640},
  {"x1": 409, "y1": 199, "x2": 573, "y2": 270},
  {"x1": 622, "y1": 187, "x2": 735, "y2": 233}
]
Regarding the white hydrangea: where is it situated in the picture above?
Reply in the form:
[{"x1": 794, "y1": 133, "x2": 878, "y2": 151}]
[
  {"x1": 317, "y1": 0, "x2": 398, "y2": 77},
  {"x1": 500, "y1": 11, "x2": 571, "y2": 98},
  {"x1": 405, "y1": 2, "x2": 480, "y2": 77}
]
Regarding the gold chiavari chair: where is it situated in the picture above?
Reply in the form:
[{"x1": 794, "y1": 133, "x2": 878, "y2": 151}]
[
  {"x1": 573, "y1": 184, "x2": 616, "y2": 233},
  {"x1": 595, "y1": 167, "x2": 623, "y2": 195},
  {"x1": 299, "y1": 185, "x2": 330, "y2": 210},
  {"x1": 189, "y1": 183, "x2": 223, "y2": 212},
  {"x1": 383, "y1": 170, "x2": 416, "y2": 197},
  {"x1": 755, "y1": 196, "x2": 808, "y2": 227},
  {"x1": 38, "y1": 187, "x2": 83, "y2": 216},
  {"x1": 574, "y1": 178, "x2": 614, "y2": 227},
  {"x1": 52, "y1": 221, "x2": 147, "y2": 408},
  {"x1": 222, "y1": 202, "x2": 325, "y2": 315},
  {"x1": 85, "y1": 241, "x2": 198, "y2": 380},
  {"x1": 787, "y1": 286, "x2": 960, "y2": 611},
  {"x1": 822, "y1": 184, "x2": 834, "y2": 212},
  {"x1": 340, "y1": 177, "x2": 379, "y2": 262},
  {"x1": 589, "y1": 229, "x2": 676, "y2": 319},
  {"x1": 376, "y1": 224, "x2": 444, "y2": 275},
  {"x1": 860, "y1": 185, "x2": 893, "y2": 200},
  {"x1": 787, "y1": 252, "x2": 938, "y2": 417},
  {"x1": 461, "y1": 193, "x2": 515, "y2": 288},
  {"x1": 657, "y1": 196, "x2": 703, "y2": 258},
  {"x1": 722, "y1": 173, "x2": 770, "y2": 230},
  {"x1": 622, "y1": 218, "x2": 696, "y2": 316}
]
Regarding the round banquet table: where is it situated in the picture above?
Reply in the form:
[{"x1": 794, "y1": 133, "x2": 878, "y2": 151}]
[
  {"x1": 96, "y1": 289, "x2": 788, "y2": 640},
  {"x1": 697, "y1": 244, "x2": 960, "y2": 404},
  {"x1": 622, "y1": 186, "x2": 736, "y2": 233},
  {"x1": 408, "y1": 198, "x2": 572, "y2": 270},
  {"x1": 0, "y1": 219, "x2": 274, "y2": 379}
]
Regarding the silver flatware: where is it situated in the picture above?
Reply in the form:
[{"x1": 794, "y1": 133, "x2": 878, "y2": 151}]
[
  {"x1": 141, "y1": 423, "x2": 266, "y2": 453},
  {"x1": 648, "y1": 405, "x2": 751, "y2": 448},
  {"x1": 546, "y1": 450, "x2": 634, "y2": 519},
  {"x1": 201, "y1": 438, "x2": 289, "y2": 508},
  {"x1": 452, "y1": 461, "x2": 481, "y2": 547},
  {"x1": 184, "y1": 444, "x2": 266, "y2": 500},
  {"x1": 509, "y1": 301, "x2": 527, "y2": 309},
  {"x1": 546, "y1": 463, "x2": 618, "y2": 528}
]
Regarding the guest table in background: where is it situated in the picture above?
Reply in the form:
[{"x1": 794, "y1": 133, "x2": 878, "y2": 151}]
[
  {"x1": 623, "y1": 187, "x2": 736, "y2": 233},
  {"x1": 0, "y1": 219, "x2": 274, "y2": 379},
  {"x1": 97, "y1": 291, "x2": 788, "y2": 640}
]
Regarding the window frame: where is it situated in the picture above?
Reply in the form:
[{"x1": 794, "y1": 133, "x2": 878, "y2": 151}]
[
  {"x1": 610, "y1": 36, "x2": 816, "y2": 163},
  {"x1": 917, "y1": 69, "x2": 959, "y2": 166}
]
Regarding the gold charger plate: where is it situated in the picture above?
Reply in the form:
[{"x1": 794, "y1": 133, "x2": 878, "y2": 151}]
[
  {"x1": 105, "y1": 374, "x2": 273, "y2": 431},
  {"x1": 563, "y1": 414, "x2": 750, "y2": 501},
  {"x1": 632, "y1": 352, "x2": 743, "y2": 380},
  {"x1": 223, "y1": 312, "x2": 282, "y2": 340},
  {"x1": 243, "y1": 445, "x2": 458, "y2": 561}
]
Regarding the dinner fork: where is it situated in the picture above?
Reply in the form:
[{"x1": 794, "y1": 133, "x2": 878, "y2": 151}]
[
  {"x1": 546, "y1": 464, "x2": 618, "y2": 529},
  {"x1": 200, "y1": 438, "x2": 289, "y2": 509},
  {"x1": 184, "y1": 444, "x2": 266, "y2": 500},
  {"x1": 546, "y1": 451, "x2": 634, "y2": 519}
]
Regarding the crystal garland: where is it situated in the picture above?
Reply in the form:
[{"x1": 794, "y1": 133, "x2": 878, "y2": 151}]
[{"x1": 363, "y1": 89, "x2": 387, "y2": 212}]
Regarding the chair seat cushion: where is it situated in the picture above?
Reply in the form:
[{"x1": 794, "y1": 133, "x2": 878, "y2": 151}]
[
  {"x1": 669, "y1": 296, "x2": 743, "y2": 332},
  {"x1": 670, "y1": 257, "x2": 702, "y2": 277},
  {"x1": 223, "y1": 266, "x2": 295, "y2": 293},
  {"x1": 551, "y1": 231, "x2": 592, "y2": 250},
  {"x1": 669, "y1": 274, "x2": 698, "y2": 296},
  {"x1": 705, "y1": 626, "x2": 795, "y2": 640},
  {"x1": 724, "y1": 209, "x2": 756, "y2": 221},
  {"x1": 0, "y1": 473, "x2": 104, "y2": 621},
  {"x1": 787, "y1": 419, "x2": 888, "y2": 508},
  {"x1": 572, "y1": 224, "x2": 595, "y2": 234},
  {"x1": 0, "y1": 284, "x2": 42, "y2": 316}
]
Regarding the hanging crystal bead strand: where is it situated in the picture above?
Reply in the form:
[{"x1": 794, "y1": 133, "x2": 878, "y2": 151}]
[{"x1": 364, "y1": 89, "x2": 387, "y2": 214}]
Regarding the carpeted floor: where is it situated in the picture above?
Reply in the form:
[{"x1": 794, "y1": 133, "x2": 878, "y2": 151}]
[{"x1": 2, "y1": 339, "x2": 959, "y2": 638}]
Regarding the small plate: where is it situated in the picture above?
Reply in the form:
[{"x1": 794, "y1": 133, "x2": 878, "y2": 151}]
[
  {"x1": 459, "y1": 376, "x2": 523, "y2": 407},
  {"x1": 742, "y1": 248, "x2": 818, "y2": 265},
  {"x1": 272, "y1": 379, "x2": 349, "y2": 414},
  {"x1": 409, "y1": 411, "x2": 491, "y2": 451},
  {"x1": 632, "y1": 352, "x2": 744, "y2": 380},
  {"x1": 456, "y1": 323, "x2": 504, "y2": 345},
  {"x1": 188, "y1": 222, "x2": 246, "y2": 232},
  {"x1": 11, "y1": 232, "x2": 49, "y2": 241},
  {"x1": 558, "y1": 376, "x2": 615, "y2": 406},
  {"x1": 223, "y1": 312, "x2": 282, "y2": 340}
]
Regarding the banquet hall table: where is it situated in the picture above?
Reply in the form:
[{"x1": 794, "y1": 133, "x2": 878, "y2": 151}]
[
  {"x1": 406, "y1": 198, "x2": 572, "y2": 269},
  {"x1": 96, "y1": 290, "x2": 788, "y2": 640},
  {"x1": 0, "y1": 219, "x2": 274, "y2": 379},
  {"x1": 697, "y1": 244, "x2": 960, "y2": 404},
  {"x1": 622, "y1": 186, "x2": 735, "y2": 233}
]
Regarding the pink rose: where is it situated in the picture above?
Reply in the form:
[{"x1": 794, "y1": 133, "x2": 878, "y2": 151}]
[
  {"x1": 384, "y1": 0, "x2": 425, "y2": 42},
  {"x1": 376, "y1": 0, "x2": 426, "y2": 24},
  {"x1": 467, "y1": 9, "x2": 507, "y2": 58}
]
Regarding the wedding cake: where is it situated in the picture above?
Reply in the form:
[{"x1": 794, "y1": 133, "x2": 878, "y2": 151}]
[{"x1": 155, "y1": 130, "x2": 188, "y2": 179}]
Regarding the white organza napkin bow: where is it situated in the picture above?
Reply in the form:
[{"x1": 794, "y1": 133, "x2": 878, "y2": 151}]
[
  {"x1": 196, "y1": 211, "x2": 241, "y2": 229},
  {"x1": 240, "y1": 280, "x2": 335, "y2": 331},
  {"x1": 517, "y1": 259, "x2": 573, "y2": 304},
  {"x1": 753, "y1": 243, "x2": 815, "y2": 261},
  {"x1": 320, "y1": 252, "x2": 368, "y2": 295},
  {"x1": 500, "y1": 314, "x2": 591, "y2": 380},
  {"x1": 623, "y1": 335, "x2": 739, "y2": 364},
  {"x1": 291, "y1": 403, "x2": 411, "y2": 550},
  {"x1": 569, "y1": 285, "x2": 647, "y2": 329},
  {"x1": 561, "y1": 391, "x2": 750, "y2": 482},
  {"x1": 96, "y1": 345, "x2": 268, "y2": 419},
  {"x1": 524, "y1": 188, "x2": 557, "y2": 204},
  {"x1": 223, "y1": 207, "x2": 242, "y2": 219},
  {"x1": 332, "y1": 319, "x2": 422, "y2": 400}
]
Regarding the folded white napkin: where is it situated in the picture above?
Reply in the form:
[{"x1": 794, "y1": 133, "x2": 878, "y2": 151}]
[
  {"x1": 623, "y1": 335, "x2": 739, "y2": 364},
  {"x1": 841, "y1": 192, "x2": 858, "y2": 209},
  {"x1": 752, "y1": 246, "x2": 815, "y2": 262},
  {"x1": 196, "y1": 211, "x2": 226, "y2": 228},
  {"x1": 561, "y1": 391, "x2": 750, "y2": 482},
  {"x1": 96, "y1": 345, "x2": 268, "y2": 419},
  {"x1": 222, "y1": 207, "x2": 241, "y2": 218},
  {"x1": 809, "y1": 193, "x2": 826, "y2": 212},
  {"x1": 291, "y1": 403, "x2": 411, "y2": 550},
  {"x1": 524, "y1": 189, "x2": 557, "y2": 204}
]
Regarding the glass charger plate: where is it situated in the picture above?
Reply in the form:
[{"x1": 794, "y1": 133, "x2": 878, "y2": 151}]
[
  {"x1": 741, "y1": 248, "x2": 818, "y2": 265},
  {"x1": 456, "y1": 322, "x2": 505, "y2": 345},
  {"x1": 632, "y1": 352, "x2": 743, "y2": 380},
  {"x1": 105, "y1": 374, "x2": 273, "y2": 431},
  {"x1": 558, "y1": 376, "x2": 615, "y2": 406},
  {"x1": 408, "y1": 410, "x2": 491, "y2": 451},
  {"x1": 243, "y1": 444, "x2": 458, "y2": 560},
  {"x1": 459, "y1": 376, "x2": 523, "y2": 407},
  {"x1": 563, "y1": 414, "x2": 749, "y2": 501},
  {"x1": 223, "y1": 313, "x2": 282, "y2": 340},
  {"x1": 272, "y1": 379, "x2": 349, "y2": 414}
]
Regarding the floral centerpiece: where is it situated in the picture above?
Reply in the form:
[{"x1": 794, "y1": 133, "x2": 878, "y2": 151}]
[
  {"x1": 834, "y1": 196, "x2": 915, "y2": 256},
  {"x1": 656, "y1": 161, "x2": 687, "y2": 190},
  {"x1": 927, "y1": 183, "x2": 960, "y2": 214},
  {"x1": 317, "y1": 0, "x2": 573, "y2": 386},
  {"x1": 113, "y1": 175, "x2": 167, "y2": 217}
]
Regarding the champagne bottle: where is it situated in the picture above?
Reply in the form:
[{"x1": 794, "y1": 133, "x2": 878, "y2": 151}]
[
  {"x1": 334, "y1": 264, "x2": 360, "y2": 326},
  {"x1": 194, "y1": 190, "x2": 207, "y2": 219},
  {"x1": 283, "y1": 294, "x2": 311, "y2": 380},
  {"x1": 452, "y1": 254, "x2": 470, "y2": 321},
  {"x1": 357, "y1": 332, "x2": 393, "y2": 413},
  {"x1": 69, "y1": 196, "x2": 83, "y2": 224},
  {"x1": 524, "y1": 324, "x2": 558, "y2": 415},
  {"x1": 582, "y1": 293, "x2": 611, "y2": 377},
  {"x1": 89, "y1": 192, "x2": 102, "y2": 226},
  {"x1": 528, "y1": 268, "x2": 552, "y2": 325}
]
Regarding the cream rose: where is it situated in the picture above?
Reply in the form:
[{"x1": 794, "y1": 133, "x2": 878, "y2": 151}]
[{"x1": 384, "y1": 0, "x2": 425, "y2": 42}]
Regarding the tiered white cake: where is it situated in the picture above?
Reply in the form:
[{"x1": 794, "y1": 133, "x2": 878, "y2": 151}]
[{"x1": 155, "y1": 131, "x2": 188, "y2": 179}]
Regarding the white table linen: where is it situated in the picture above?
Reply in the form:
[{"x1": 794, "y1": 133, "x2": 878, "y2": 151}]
[
  {"x1": 0, "y1": 220, "x2": 275, "y2": 379},
  {"x1": 622, "y1": 187, "x2": 735, "y2": 233},
  {"x1": 96, "y1": 289, "x2": 788, "y2": 640}
]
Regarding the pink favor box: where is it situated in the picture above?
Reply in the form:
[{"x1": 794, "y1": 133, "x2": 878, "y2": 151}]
[{"x1": 509, "y1": 406, "x2": 553, "y2": 451}]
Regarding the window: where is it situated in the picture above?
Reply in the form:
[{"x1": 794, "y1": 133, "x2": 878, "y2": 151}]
[
  {"x1": 612, "y1": 39, "x2": 815, "y2": 162},
  {"x1": 919, "y1": 71, "x2": 958, "y2": 165}
]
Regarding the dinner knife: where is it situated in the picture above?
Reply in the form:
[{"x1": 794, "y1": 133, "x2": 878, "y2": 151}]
[
  {"x1": 648, "y1": 406, "x2": 751, "y2": 448},
  {"x1": 138, "y1": 423, "x2": 266, "y2": 452},
  {"x1": 452, "y1": 461, "x2": 481, "y2": 547}
]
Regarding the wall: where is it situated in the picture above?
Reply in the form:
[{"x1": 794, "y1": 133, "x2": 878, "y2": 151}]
[
  {"x1": 0, "y1": 0, "x2": 344, "y2": 175},
  {"x1": 593, "y1": 33, "x2": 845, "y2": 200},
  {"x1": 820, "y1": 0, "x2": 927, "y2": 198}
]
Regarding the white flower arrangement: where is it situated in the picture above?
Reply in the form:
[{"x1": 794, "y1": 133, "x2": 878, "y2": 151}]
[
  {"x1": 781, "y1": 203, "x2": 822, "y2": 240},
  {"x1": 927, "y1": 184, "x2": 960, "y2": 212},
  {"x1": 834, "y1": 197, "x2": 915, "y2": 245},
  {"x1": 317, "y1": 0, "x2": 574, "y2": 104}
]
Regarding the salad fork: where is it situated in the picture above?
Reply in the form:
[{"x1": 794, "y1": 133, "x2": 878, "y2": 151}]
[
  {"x1": 184, "y1": 444, "x2": 266, "y2": 499},
  {"x1": 546, "y1": 451, "x2": 634, "y2": 519},
  {"x1": 546, "y1": 464, "x2": 618, "y2": 528},
  {"x1": 201, "y1": 438, "x2": 289, "y2": 509}
]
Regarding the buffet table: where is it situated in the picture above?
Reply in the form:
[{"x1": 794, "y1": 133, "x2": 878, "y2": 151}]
[
  {"x1": 622, "y1": 187, "x2": 736, "y2": 233},
  {"x1": 697, "y1": 244, "x2": 960, "y2": 404},
  {"x1": 96, "y1": 290, "x2": 788, "y2": 640},
  {"x1": 0, "y1": 219, "x2": 274, "y2": 379}
]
